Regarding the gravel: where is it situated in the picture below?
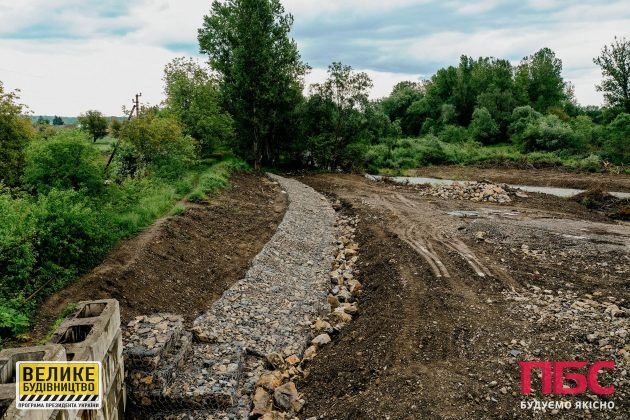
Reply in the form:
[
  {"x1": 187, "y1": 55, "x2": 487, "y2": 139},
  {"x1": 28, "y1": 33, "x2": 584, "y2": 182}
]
[{"x1": 127, "y1": 174, "x2": 337, "y2": 418}]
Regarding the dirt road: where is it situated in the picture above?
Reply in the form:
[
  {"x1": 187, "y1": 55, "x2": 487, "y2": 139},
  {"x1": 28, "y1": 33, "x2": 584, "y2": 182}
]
[{"x1": 297, "y1": 174, "x2": 629, "y2": 419}]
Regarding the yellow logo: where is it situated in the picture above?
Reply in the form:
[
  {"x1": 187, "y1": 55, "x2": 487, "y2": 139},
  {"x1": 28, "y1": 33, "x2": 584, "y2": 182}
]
[{"x1": 16, "y1": 362, "x2": 102, "y2": 410}]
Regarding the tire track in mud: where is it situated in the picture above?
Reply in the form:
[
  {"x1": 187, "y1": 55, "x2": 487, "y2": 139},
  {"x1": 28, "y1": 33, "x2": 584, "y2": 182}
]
[{"x1": 376, "y1": 192, "x2": 494, "y2": 280}]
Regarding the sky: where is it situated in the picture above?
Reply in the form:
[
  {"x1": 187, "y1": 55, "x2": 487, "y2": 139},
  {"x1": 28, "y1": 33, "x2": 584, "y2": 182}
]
[{"x1": 0, "y1": 0, "x2": 628, "y2": 116}]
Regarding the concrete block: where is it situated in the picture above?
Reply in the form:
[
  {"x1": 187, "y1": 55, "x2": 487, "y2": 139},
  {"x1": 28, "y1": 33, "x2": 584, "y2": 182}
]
[
  {"x1": 0, "y1": 345, "x2": 66, "y2": 420},
  {"x1": 48, "y1": 300, "x2": 120, "y2": 363}
]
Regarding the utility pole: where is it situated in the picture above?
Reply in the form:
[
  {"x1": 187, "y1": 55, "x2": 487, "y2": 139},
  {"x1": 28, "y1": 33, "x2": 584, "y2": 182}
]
[
  {"x1": 105, "y1": 92, "x2": 143, "y2": 172},
  {"x1": 129, "y1": 93, "x2": 142, "y2": 119}
]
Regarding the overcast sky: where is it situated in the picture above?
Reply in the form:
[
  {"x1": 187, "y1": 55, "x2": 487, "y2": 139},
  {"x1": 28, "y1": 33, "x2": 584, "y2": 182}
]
[{"x1": 0, "y1": 0, "x2": 628, "y2": 116}]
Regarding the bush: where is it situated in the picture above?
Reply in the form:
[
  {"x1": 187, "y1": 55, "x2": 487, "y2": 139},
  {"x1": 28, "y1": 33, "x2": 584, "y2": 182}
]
[
  {"x1": 509, "y1": 105, "x2": 542, "y2": 144},
  {"x1": 0, "y1": 194, "x2": 36, "y2": 301},
  {"x1": 33, "y1": 189, "x2": 115, "y2": 277},
  {"x1": 23, "y1": 130, "x2": 105, "y2": 195},
  {"x1": 470, "y1": 107, "x2": 500, "y2": 144},
  {"x1": 520, "y1": 114, "x2": 579, "y2": 152},
  {"x1": 605, "y1": 113, "x2": 630, "y2": 164},
  {"x1": 439, "y1": 125, "x2": 470, "y2": 143},
  {"x1": 118, "y1": 115, "x2": 198, "y2": 179}
]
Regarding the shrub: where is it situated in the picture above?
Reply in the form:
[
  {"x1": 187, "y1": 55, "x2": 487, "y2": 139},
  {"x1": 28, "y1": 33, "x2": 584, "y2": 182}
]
[
  {"x1": 0, "y1": 305, "x2": 30, "y2": 337},
  {"x1": 509, "y1": 105, "x2": 542, "y2": 144},
  {"x1": 439, "y1": 125, "x2": 470, "y2": 143},
  {"x1": 605, "y1": 113, "x2": 630, "y2": 164},
  {"x1": 23, "y1": 130, "x2": 105, "y2": 195},
  {"x1": 33, "y1": 189, "x2": 115, "y2": 276},
  {"x1": 470, "y1": 107, "x2": 500, "y2": 144},
  {"x1": 0, "y1": 194, "x2": 36, "y2": 300},
  {"x1": 520, "y1": 114, "x2": 578, "y2": 152},
  {"x1": 118, "y1": 115, "x2": 198, "y2": 179}
]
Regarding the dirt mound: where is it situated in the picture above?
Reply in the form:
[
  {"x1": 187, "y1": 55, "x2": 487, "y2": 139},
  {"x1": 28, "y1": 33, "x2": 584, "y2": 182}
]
[
  {"x1": 573, "y1": 189, "x2": 630, "y2": 221},
  {"x1": 30, "y1": 173, "x2": 287, "y2": 341}
]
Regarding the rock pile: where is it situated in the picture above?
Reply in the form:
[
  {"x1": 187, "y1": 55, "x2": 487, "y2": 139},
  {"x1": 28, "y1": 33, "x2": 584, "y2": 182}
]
[
  {"x1": 245, "y1": 208, "x2": 361, "y2": 419},
  {"x1": 417, "y1": 181, "x2": 526, "y2": 203}
]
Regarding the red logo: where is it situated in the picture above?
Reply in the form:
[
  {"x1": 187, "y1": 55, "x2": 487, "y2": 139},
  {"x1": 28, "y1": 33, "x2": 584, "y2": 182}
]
[{"x1": 519, "y1": 361, "x2": 615, "y2": 395}]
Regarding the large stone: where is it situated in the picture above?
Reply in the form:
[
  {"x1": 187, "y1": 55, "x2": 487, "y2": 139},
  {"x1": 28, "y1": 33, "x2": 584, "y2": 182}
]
[
  {"x1": 273, "y1": 382, "x2": 301, "y2": 412},
  {"x1": 251, "y1": 387, "x2": 273, "y2": 418},
  {"x1": 257, "y1": 371, "x2": 284, "y2": 392},
  {"x1": 311, "y1": 334, "x2": 332, "y2": 347}
]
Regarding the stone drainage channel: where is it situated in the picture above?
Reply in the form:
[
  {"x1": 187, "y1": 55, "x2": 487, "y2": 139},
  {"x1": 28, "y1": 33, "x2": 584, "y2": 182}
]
[{"x1": 123, "y1": 174, "x2": 362, "y2": 419}]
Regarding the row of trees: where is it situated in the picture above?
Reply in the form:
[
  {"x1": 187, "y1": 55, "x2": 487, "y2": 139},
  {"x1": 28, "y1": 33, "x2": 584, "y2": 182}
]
[{"x1": 194, "y1": 0, "x2": 629, "y2": 170}]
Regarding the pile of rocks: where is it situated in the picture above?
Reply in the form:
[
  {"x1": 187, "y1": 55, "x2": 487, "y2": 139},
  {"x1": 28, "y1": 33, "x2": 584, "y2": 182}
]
[
  {"x1": 248, "y1": 210, "x2": 362, "y2": 419},
  {"x1": 417, "y1": 181, "x2": 526, "y2": 203}
]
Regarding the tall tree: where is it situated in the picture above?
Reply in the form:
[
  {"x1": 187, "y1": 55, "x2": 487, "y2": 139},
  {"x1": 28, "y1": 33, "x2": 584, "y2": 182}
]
[
  {"x1": 77, "y1": 110, "x2": 108, "y2": 142},
  {"x1": 515, "y1": 48, "x2": 566, "y2": 112},
  {"x1": 198, "y1": 0, "x2": 308, "y2": 167},
  {"x1": 52, "y1": 115, "x2": 64, "y2": 125},
  {"x1": 304, "y1": 62, "x2": 373, "y2": 168},
  {"x1": 0, "y1": 82, "x2": 34, "y2": 186},
  {"x1": 162, "y1": 57, "x2": 234, "y2": 156},
  {"x1": 594, "y1": 37, "x2": 630, "y2": 112}
]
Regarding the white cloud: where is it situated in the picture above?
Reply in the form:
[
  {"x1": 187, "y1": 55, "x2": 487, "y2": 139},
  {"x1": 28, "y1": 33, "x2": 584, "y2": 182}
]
[
  {"x1": 0, "y1": 39, "x2": 180, "y2": 115},
  {"x1": 448, "y1": 0, "x2": 504, "y2": 15}
]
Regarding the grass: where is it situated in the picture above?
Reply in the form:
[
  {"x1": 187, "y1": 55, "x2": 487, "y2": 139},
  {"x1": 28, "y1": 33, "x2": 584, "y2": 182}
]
[
  {"x1": 0, "y1": 156, "x2": 248, "y2": 342},
  {"x1": 39, "y1": 303, "x2": 77, "y2": 344},
  {"x1": 93, "y1": 136, "x2": 117, "y2": 153},
  {"x1": 362, "y1": 137, "x2": 623, "y2": 175}
]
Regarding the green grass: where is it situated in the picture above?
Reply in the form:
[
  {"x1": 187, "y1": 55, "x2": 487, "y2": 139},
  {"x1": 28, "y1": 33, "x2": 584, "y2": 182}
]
[
  {"x1": 39, "y1": 303, "x2": 77, "y2": 344},
  {"x1": 93, "y1": 136, "x2": 117, "y2": 153},
  {"x1": 361, "y1": 137, "x2": 621, "y2": 175}
]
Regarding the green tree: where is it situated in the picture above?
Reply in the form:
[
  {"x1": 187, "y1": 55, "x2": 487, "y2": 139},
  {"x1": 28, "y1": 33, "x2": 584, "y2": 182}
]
[
  {"x1": 52, "y1": 116, "x2": 64, "y2": 126},
  {"x1": 0, "y1": 82, "x2": 35, "y2": 186},
  {"x1": 37, "y1": 116, "x2": 50, "y2": 125},
  {"x1": 380, "y1": 81, "x2": 424, "y2": 134},
  {"x1": 470, "y1": 107, "x2": 500, "y2": 144},
  {"x1": 23, "y1": 130, "x2": 105, "y2": 195},
  {"x1": 594, "y1": 37, "x2": 630, "y2": 112},
  {"x1": 162, "y1": 57, "x2": 234, "y2": 156},
  {"x1": 515, "y1": 48, "x2": 566, "y2": 112},
  {"x1": 199, "y1": 0, "x2": 308, "y2": 167},
  {"x1": 109, "y1": 117, "x2": 122, "y2": 138},
  {"x1": 605, "y1": 113, "x2": 630, "y2": 164},
  {"x1": 117, "y1": 115, "x2": 197, "y2": 178},
  {"x1": 520, "y1": 114, "x2": 578, "y2": 152},
  {"x1": 77, "y1": 110, "x2": 108, "y2": 142},
  {"x1": 305, "y1": 62, "x2": 373, "y2": 168}
]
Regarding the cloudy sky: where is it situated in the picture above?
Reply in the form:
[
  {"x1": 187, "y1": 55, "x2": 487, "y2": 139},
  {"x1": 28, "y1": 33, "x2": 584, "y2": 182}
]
[{"x1": 0, "y1": 0, "x2": 628, "y2": 116}]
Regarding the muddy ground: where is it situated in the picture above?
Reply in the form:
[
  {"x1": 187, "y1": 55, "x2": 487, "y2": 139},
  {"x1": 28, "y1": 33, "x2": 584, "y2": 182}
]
[
  {"x1": 408, "y1": 165, "x2": 630, "y2": 192},
  {"x1": 297, "y1": 174, "x2": 629, "y2": 420},
  {"x1": 30, "y1": 173, "x2": 287, "y2": 340}
]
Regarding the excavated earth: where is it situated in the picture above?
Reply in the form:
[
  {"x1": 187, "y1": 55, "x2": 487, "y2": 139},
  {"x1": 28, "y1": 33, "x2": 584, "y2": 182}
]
[
  {"x1": 30, "y1": 173, "x2": 287, "y2": 340},
  {"x1": 296, "y1": 174, "x2": 629, "y2": 420}
]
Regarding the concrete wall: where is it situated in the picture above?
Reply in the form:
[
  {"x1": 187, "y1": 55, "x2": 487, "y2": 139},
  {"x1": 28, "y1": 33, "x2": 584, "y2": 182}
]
[{"x1": 1, "y1": 300, "x2": 125, "y2": 420}]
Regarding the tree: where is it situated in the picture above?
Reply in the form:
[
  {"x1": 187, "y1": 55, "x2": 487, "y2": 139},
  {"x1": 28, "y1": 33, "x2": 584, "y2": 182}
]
[
  {"x1": 380, "y1": 81, "x2": 424, "y2": 134},
  {"x1": 594, "y1": 37, "x2": 630, "y2": 112},
  {"x1": 305, "y1": 62, "x2": 373, "y2": 168},
  {"x1": 162, "y1": 57, "x2": 233, "y2": 156},
  {"x1": 52, "y1": 116, "x2": 64, "y2": 126},
  {"x1": 23, "y1": 130, "x2": 105, "y2": 195},
  {"x1": 37, "y1": 116, "x2": 50, "y2": 125},
  {"x1": 77, "y1": 110, "x2": 108, "y2": 142},
  {"x1": 0, "y1": 82, "x2": 35, "y2": 186},
  {"x1": 109, "y1": 118, "x2": 122, "y2": 138},
  {"x1": 605, "y1": 113, "x2": 630, "y2": 164},
  {"x1": 199, "y1": 0, "x2": 308, "y2": 168},
  {"x1": 469, "y1": 107, "x2": 500, "y2": 144},
  {"x1": 515, "y1": 48, "x2": 566, "y2": 112}
]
